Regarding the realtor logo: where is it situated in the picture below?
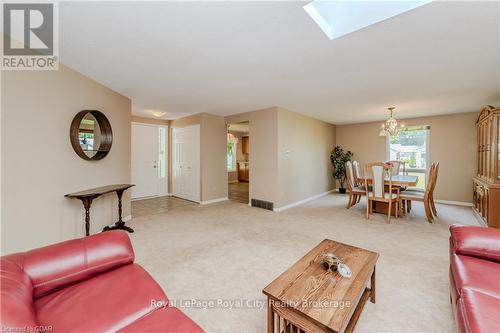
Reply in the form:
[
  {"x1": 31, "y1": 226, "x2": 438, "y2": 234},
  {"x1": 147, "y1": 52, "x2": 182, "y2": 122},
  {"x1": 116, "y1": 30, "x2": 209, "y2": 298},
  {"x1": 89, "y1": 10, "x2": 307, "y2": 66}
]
[{"x1": 2, "y1": 2, "x2": 58, "y2": 70}]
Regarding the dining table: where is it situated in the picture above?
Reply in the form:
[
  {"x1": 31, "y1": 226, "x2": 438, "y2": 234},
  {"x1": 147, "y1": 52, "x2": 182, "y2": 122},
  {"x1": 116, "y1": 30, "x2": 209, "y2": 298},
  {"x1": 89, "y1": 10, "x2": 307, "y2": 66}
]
[
  {"x1": 358, "y1": 174, "x2": 419, "y2": 187},
  {"x1": 357, "y1": 174, "x2": 419, "y2": 215}
]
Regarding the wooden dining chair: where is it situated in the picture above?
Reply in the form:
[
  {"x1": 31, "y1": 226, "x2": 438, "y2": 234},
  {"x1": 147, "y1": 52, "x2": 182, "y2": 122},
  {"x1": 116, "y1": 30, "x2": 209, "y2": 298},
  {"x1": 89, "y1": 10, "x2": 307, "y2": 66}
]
[
  {"x1": 400, "y1": 163, "x2": 437, "y2": 223},
  {"x1": 386, "y1": 160, "x2": 406, "y2": 176},
  {"x1": 352, "y1": 160, "x2": 364, "y2": 203},
  {"x1": 352, "y1": 161, "x2": 362, "y2": 186},
  {"x1": 345, "y1": 161, "x2": 365, "y2": 209},
  {"x1": 429, "y1": 162, "x2": 439, "y2": 217},
  {"x1": 364, "y1": 163, "x2": 400, "y2": 223}
]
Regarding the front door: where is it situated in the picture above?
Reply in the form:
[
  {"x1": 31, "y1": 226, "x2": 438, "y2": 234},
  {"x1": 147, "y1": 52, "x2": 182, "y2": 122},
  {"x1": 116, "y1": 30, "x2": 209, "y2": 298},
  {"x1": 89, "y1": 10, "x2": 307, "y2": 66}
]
[{"x1": 131, "y1": 124, "x2": 160, "y2": 199}]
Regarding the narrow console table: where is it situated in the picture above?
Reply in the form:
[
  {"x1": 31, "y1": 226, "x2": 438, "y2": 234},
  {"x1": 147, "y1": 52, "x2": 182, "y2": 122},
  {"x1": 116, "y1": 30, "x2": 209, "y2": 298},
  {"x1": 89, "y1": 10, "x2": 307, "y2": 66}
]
[{"x1": 65, "y1": 184, "x2": 135, "y2": 236}]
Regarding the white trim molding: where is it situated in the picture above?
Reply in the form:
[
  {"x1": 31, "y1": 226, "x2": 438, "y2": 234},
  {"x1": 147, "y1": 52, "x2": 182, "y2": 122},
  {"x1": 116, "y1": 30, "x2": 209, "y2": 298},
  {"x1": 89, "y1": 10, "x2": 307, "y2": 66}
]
[
  {"x1": 434, "y1": 199, "x2": 472, "y2": 207},
  {"x1": 200, "y1": 197, "x2": 228, "y2": 205},
  {"x1": 131, "y1": 193, "x2": 172, "y2": 202},
  {"x1": 273, "y1": 190, "x2": 334, "y2": 212}
]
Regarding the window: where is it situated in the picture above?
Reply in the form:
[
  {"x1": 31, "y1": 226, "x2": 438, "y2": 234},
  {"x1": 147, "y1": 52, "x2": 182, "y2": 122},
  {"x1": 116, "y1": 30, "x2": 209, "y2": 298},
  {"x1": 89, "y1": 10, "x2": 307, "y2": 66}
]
[
  {"x1": 303, "y1": 0, "x2": 432, "y2": 40},
  {"x1": 387, "y1": 126, "x2": 430, "y2": 190},
  {"x1": 158, "y1": 127, "x2": 166, "y2": 179},
  {"x1": 227, "y1": 142, "x2": 237, "y2": 171},
  {"x1": 79, "y1": 132, "x2": 94, "y2": 151}
]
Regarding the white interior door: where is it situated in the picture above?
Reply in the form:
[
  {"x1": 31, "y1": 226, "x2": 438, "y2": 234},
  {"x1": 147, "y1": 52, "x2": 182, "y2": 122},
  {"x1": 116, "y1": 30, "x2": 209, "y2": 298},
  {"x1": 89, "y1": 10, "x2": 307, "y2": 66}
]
[
  {"x1": 131, "y1": 124, "x2": 160, "y2": 199},
  {"x1": 172, "y1": 125, "x2": 200, "y2": 202}
]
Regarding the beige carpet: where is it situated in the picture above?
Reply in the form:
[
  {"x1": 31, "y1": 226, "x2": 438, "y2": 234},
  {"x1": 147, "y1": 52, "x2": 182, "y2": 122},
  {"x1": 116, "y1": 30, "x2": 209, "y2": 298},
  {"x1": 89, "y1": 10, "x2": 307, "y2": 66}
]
[{"x1": 128, "y1": 193, "x2": 478, "y2": 333}]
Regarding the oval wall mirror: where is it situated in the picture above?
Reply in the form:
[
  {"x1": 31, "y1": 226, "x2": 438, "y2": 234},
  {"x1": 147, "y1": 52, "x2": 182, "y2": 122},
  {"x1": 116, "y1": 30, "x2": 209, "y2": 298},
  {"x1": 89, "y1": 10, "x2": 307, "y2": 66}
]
[{"x1": 70, "y1": 110, "x2": 113, "y2": 161}]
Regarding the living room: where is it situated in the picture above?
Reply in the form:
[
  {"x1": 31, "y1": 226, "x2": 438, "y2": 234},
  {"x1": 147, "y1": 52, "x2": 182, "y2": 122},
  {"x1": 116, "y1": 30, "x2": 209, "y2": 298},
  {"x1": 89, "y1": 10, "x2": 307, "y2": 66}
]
[{"x1": 1, "y1": 1, "x2": 499, "y2": 333}]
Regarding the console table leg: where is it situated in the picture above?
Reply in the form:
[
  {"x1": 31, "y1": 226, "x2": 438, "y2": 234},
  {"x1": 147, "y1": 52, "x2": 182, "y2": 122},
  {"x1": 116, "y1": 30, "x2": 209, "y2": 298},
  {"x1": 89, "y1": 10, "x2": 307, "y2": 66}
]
[
  {"x1": 116, "y1": 189, "x2": 124, "y2": 223},
  {"x1": 82, "y1": 197, "x2": 94, "y2": 236},
  {"x1": 370, "y1": 266, "x2": 376, "y2": 303},
  {"x1": 102, "y1": 189, "x2": 134, "y2": 233}
]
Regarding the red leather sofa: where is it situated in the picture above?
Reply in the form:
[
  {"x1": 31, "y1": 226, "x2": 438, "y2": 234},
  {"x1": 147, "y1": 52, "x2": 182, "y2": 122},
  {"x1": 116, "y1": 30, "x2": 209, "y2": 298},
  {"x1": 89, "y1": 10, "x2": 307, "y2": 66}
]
[
  {"x1": 1, "y1": 231, "x2": 204, "y2": 333},
  {"x1": 449, "y1": 225, "x2": 500, "y2": 333}
]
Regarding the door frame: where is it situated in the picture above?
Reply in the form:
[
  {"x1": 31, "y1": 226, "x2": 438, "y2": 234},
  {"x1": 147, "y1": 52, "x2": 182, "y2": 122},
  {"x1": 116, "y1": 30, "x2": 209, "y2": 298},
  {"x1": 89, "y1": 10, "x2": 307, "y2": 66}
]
[
  {"x1": 226, "y1": 122, "x2": 251, "y2": 205},
  {"x1": 131, "y1": 122, "x2": 169, "y2": 200}
]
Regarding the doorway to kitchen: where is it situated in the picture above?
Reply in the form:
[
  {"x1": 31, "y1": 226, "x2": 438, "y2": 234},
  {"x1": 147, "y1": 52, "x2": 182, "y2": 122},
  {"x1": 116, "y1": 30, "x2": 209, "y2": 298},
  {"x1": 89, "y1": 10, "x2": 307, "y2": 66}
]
[{"x1": 227, "y1": 122, "x2": 249, "y2": 204}]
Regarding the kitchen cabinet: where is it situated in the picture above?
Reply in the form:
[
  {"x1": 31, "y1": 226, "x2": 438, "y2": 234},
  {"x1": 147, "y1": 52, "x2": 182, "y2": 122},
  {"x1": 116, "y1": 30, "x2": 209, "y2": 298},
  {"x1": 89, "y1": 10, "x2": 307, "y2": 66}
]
[
  {"x1": 242, "y1": 136, "x2": 249, "y2": 155},
  {"x1": 238, "y1": 161, "x2": 249, "y2": 182}
]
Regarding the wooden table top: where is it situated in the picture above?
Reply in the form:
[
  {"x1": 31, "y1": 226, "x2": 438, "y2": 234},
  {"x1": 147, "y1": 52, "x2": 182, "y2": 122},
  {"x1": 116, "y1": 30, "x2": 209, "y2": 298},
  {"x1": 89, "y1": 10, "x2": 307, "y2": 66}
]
[
  {"x1": 358, "y1": 174, "x2": 418, "y2": 187},
  {"x1": 65, "y1": 184, "x2": 134, "y2": 198},
  {"x1": 263, "y1": 239, "x2": 379, "y2": 333}
]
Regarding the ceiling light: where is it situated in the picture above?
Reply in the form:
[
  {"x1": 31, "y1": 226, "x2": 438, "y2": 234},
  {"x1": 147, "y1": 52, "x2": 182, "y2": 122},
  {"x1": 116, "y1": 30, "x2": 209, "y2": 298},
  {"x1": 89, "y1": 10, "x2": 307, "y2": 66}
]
[
  {"x1": 304, "y1": 0, "x2": 432, "y2": 40},
  {"x1": 379, "y1": 107, "x2": 404, "y2": 137},
  {"x1": 150, "y1": 110, "x2": 166, "y2": 118}
]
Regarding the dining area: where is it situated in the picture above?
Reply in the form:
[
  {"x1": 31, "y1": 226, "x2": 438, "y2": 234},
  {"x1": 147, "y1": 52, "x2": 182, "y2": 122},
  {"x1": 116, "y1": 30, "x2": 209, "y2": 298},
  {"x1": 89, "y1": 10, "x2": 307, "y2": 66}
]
[{"x1": 345, "y1": 160, "x2": 439, "y2": 223}]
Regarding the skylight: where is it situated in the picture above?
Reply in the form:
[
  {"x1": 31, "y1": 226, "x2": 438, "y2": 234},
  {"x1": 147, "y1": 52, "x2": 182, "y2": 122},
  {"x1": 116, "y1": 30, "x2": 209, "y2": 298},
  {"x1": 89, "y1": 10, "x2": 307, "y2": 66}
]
[{"x1": 304, "y1": 0, "x2": 433, "y2": 40}]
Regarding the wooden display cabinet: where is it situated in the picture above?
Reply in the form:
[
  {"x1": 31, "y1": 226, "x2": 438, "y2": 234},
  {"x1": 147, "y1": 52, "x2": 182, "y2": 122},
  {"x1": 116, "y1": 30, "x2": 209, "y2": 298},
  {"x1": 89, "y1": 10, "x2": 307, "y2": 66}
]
[{"x1": 473, "y1": 105, "x2": 500, "y2": 228}]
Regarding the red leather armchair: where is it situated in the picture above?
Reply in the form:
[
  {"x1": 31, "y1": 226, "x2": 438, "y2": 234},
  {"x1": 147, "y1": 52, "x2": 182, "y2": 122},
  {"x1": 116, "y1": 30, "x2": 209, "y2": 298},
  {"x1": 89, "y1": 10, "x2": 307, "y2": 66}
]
[
  {"x1": 1, "y1": 231, "x2": 204, "y2": 333},
  {"x1": 449, "y1": 225, "x2": 500, "y2": 333}
]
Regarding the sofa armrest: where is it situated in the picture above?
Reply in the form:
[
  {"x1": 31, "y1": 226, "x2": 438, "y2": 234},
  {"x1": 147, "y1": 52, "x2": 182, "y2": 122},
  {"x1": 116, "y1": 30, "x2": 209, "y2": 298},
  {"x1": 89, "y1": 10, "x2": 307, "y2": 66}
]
[
  {"x1": 8, "y1": 230, "x2": 134, "y2": 298},
  {"x1": 450, "y1": 225, "x2": 500, "y2": 263}
]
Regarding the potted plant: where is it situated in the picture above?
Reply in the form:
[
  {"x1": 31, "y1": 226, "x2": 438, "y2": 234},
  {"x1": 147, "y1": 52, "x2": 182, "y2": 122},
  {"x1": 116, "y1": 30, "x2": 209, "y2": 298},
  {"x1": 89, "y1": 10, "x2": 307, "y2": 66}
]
[{"x1": 330, "y1": 146, "x2": 353, "y2": 194}]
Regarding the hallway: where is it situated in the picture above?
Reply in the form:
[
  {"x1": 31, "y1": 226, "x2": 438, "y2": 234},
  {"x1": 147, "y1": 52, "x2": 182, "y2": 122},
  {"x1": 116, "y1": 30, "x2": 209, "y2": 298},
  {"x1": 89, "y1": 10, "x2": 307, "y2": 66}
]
[
  {"x1": 132, "y1": 196, "x2": 196, "y2": 217},
  {"x1": 228, "y1": 182, "x2": 249, "y2": 204}
]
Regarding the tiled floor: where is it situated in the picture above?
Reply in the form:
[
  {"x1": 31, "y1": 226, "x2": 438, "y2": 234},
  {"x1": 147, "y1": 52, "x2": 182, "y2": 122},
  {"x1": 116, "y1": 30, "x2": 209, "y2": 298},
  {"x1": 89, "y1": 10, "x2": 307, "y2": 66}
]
[
  {"x1": 131, "y1": 196, "x2": 196, "y2": 217},
  {"x1": 228, "y1": 181, "x2": 249, "y2": 204}
]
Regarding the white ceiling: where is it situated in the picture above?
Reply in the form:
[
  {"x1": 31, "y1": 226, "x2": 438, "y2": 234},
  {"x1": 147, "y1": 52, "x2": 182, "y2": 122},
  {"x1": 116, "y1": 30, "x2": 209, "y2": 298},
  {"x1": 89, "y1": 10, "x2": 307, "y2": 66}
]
[{"x1": 59, "y1": 1, "x2": 500, "y2": 124}]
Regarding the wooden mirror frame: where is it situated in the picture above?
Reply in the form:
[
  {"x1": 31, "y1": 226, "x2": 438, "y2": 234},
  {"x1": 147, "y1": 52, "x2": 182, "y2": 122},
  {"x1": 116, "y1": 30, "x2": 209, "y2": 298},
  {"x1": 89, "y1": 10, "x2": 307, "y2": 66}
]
[{"x1": 70, "y1": 110, "x2": 113, "y2": 161}]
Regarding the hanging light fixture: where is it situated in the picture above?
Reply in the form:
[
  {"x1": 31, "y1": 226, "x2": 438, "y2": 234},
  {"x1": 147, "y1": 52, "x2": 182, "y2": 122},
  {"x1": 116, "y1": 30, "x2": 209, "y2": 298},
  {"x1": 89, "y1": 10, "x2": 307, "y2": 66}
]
[{"x1": 379, "y1": 107, "x2": 404, "y2": 137}]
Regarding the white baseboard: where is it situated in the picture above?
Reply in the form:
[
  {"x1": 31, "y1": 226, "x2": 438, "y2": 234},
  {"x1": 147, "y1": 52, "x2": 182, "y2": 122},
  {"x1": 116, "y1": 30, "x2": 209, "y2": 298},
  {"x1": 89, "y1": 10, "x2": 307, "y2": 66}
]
[
  {"x1": 200, "y1": 197, "x2": 228, "y2": 205},
  {"x1": 273, "y1": 190, "x2": 334, "y2": 212},
  {"x1": 131, "y1": 193, "x2": 172, "y2": 201},
  {"x1": 434, "y1": 199, "x2": 472, "y2": 207}
]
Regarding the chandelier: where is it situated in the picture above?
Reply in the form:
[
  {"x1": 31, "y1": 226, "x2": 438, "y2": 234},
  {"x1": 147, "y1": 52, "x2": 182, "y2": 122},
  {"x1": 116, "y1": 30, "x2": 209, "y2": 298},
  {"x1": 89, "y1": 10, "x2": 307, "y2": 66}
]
[{"x1": 379, "y1": 107, "x2": 403, "y2": 137}]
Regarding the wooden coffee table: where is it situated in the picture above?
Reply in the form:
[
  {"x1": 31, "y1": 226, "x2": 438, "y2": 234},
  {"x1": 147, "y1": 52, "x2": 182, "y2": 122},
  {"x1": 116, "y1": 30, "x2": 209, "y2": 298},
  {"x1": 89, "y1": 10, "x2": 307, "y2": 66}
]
[{"x1": 263, "y1": 240, "x2": 379, "y2": 333}]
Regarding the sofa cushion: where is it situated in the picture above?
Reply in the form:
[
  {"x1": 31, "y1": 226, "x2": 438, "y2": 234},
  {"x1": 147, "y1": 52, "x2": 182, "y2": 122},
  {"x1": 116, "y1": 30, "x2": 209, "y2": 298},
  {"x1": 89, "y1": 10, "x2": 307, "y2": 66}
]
[
  {"x1": 456, "y1": 289, "x2": 500, "y2": 333},
  {"x1": 450, "y1": 254, "x2": 500, "y2": 299},
  {"x1": 16, "y1": 230, "x2": 134, "y2": 299},
  {"x1": 118, "y1": 306, "x2": 204, "y2": 333},
  {"x1": 0, "y1": 257, "x2": 39, "y2": 330},
  {"x1": 35, "y1": 264, "x2": 168, "y2": 332},
  {"x1": 450, "y1": 225, "x2": 500, "y2": 263}
]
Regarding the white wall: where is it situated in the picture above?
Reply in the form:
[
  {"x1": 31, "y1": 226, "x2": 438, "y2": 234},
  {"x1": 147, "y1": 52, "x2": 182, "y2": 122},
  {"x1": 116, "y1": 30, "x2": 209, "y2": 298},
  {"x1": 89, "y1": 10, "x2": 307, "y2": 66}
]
[
  {"x1": 276, "y1": 108, "x2": 336, "y2": 209},
  {"x1": 1, "y1": 65, "x2": 131, "y2": 254},
  {"x1": 226, "y1": 107, "x2": 336, "y2": 210},
  {"x1": 225, "y1": 108, "x2": 279, "y2": 204},
  {"x1": 336, "y1": 112, "x2": 477, "y2": 203}
]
